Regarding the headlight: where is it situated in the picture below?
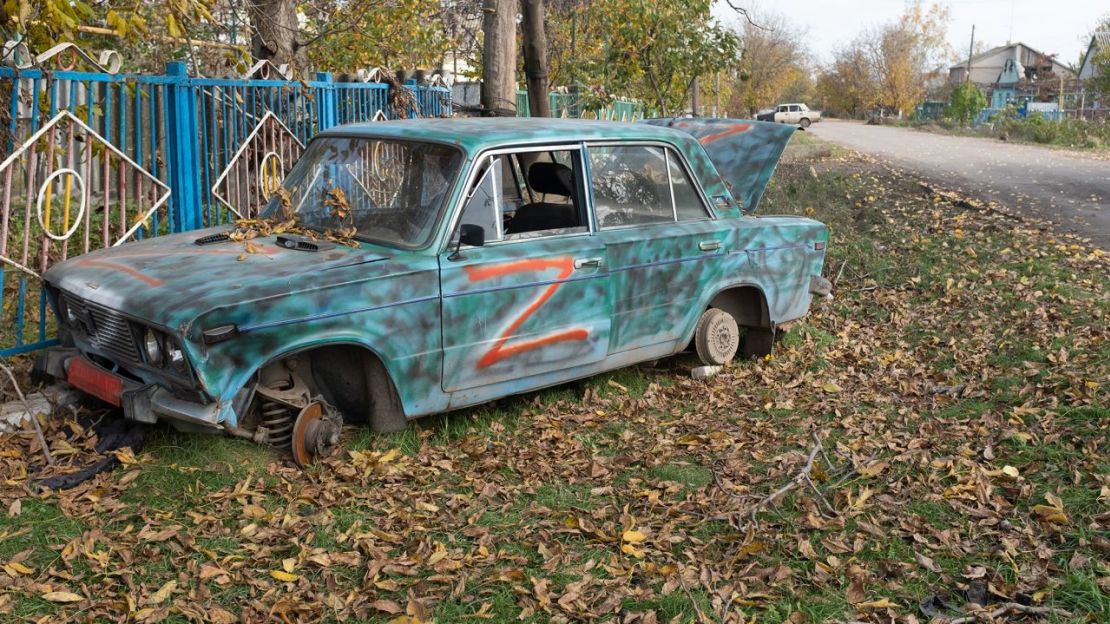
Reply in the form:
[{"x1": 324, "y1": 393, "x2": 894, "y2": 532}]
[{"x1": 144, "y1": 328, "x2": 163, "y2": 366}]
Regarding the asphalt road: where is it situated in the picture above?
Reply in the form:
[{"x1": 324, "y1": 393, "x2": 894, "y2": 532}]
[{"x1": 807, "y1": 120, "x2": 1110, "y2": 249}]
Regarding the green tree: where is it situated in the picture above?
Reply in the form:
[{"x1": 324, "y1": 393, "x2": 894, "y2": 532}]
[
  {"x1": 947, "y1": 81, "x2": 985, "y2": 124},
  {"x1": 545, "y1": 0, "x2": 739, "y2": 115}
]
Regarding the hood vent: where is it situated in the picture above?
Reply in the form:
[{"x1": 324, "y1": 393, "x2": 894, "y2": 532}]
[
  {"x1": 276, "y1": 234, "x2": 335, "y2": 252},
  {"x1": 194, "y1": 232, "x2": 231, "y2": 246}
]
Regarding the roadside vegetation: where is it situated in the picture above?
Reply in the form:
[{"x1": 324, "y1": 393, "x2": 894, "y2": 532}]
[
  {"x1": 0, "y1": 134, "x2": 1107, "y2": 623},
  {"x1": 904, "y1": 114, "x2": 1110, "y2": 151}
]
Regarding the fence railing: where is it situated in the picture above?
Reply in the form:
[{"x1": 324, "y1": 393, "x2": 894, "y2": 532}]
[
  {"x1": 0, "y1": 59, "x2": 451, "y2": 357},
  {"x1": 515, "y1": 90, "x2": 648, "y2": 121}
]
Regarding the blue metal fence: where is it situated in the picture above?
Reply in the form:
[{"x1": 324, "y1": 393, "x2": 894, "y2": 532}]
[{"x1": 0, "y1": 60, "x2": 451, "y2": 356}]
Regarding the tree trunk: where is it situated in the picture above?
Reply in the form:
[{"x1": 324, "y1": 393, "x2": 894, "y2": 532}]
[
  {"x1": 481, "y1": 0, "x2": 517, "y2": 117},
  {"x1": 247, "y1": 0, "x2": 308, "y2": 73},
  {"x1": 521, "y1": 0, "x2": 550, "y2": 117}
]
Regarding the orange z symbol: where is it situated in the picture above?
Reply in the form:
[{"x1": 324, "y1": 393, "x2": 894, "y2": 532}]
[{"x1": 464, "y1": 258, "x2": 589, "y2": 369}]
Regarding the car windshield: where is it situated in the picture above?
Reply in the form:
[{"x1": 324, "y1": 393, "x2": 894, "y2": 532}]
[{"x1": 260, "y1": 136, "x2": 463, "y2": 249}]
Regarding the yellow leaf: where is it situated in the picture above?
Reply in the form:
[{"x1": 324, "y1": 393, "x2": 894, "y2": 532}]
[
  {"x1": 43, "y1": 591, "x2": 84, "y2": 603},
  {"x1": 270, "y1": 570, "x2": 299, "y2": 582},
  {"x1": 1001, "y1": 465, "x2": 1020, "y2": 479},
  {"x1": 620, "y1": 543, "x2": 644, "y2": 558},
  {"x1": 282, "y1": 558, "x2": 296, "y2": 574},
  {"x1": 380, "y1": 448, "x2": 401, "y2": 463},
  {"x1": 622, "y1": 529, "x2": 647, "y2": 544},
  {"x1": 6, "y1": 561, "x2": 32, "y2": 575},
  {"x1": 150, "y1": 580, "x2": 176, "y2": 604},
  {"x1": 821, "y1": 382, "x2": 841, "y2": 393}
]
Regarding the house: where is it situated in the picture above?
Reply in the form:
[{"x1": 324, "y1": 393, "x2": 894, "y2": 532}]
[
  {"x1": 1078, "y1": 32, "x2": 1109, "y2": 81},
  {"x1": 948, "y1": 42, "x2": 1072, "y2": 85}
]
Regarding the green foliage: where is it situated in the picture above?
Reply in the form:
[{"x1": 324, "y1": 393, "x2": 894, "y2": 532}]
[
  {"x1": 547, "y1": 0, "x2": 739, "y2": 115},
  {"x1": 304, "y1": 0, "x2": 451, "y2": 71},
  {"x1": 946, "y1": 81, "x2": 986, "y2": 124}
]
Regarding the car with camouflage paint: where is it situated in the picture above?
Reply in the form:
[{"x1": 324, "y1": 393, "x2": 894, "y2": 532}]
[{"x1": 35, "y1": 118, "x2": 830, "y2": 465}]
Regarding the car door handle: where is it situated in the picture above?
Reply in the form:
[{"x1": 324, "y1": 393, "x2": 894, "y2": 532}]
[
  {"x1": 699, "y1": 241, "x2": 721, "y2": 252},
  {"x1": 574, "y1": 257, "x2": 603, "y2": 269}
]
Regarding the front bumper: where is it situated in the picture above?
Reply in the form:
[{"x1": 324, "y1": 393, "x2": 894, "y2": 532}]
[{"x1": 35, "y1": 348, "x2": 221, "y2": 430}]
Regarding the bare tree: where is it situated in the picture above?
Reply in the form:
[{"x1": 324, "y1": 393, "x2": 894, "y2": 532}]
[
  {"x1": 521, "y1": 0, "x2": 551, "y2": 117},
  {"x1": 481, "y1": 0, "x2": 517, "y2": 116}
]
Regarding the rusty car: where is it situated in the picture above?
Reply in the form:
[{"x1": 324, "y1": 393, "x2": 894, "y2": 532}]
[{"x1": 35, "y1": 118, "x2": 830, "y2": 465}]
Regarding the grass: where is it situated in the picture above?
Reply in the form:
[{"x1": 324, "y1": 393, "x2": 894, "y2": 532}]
[{"x1": 1, "y1": 134, "x2": 1107, "y2": 622}]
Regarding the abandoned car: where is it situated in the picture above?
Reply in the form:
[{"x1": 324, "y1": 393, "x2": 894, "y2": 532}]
[{"x1": 36, "y1": 118, "x2": 829, "y2": 465}]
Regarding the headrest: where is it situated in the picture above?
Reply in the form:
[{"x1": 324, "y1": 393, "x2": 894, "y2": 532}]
[{"x1": 528, "y1": 161, "x2": 574, "y2": 197}]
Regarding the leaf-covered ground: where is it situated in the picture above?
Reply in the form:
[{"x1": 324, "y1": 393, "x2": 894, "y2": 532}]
[{"x1": 1, "y1": 136, "x2": 1107, "y2": 623}]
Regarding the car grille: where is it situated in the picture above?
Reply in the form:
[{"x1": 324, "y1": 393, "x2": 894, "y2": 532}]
[{"x1": 61, "y1": 293, "x2": 140, "y2": 365}]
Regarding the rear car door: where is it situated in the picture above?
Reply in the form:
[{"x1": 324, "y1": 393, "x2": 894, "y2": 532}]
[
  {"x1": 439, "y1": 145, "x2": 612, "y2": 392},
  {"x1": 588, "y1": 143, "x2": 726, "y2": 354}
]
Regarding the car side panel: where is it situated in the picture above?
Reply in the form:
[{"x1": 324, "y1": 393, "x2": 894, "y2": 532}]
[{"x1": 191, "y1": 257, "x2": 449, "y2": 424}]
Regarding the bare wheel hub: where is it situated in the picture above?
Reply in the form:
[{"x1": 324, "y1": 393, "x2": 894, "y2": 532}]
[{"x1": 291, "y1": 401, "x2": 342, "y2": 467}]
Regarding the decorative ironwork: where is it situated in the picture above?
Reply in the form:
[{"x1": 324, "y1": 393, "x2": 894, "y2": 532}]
[
  {"x1": 0, "y1": 111, "x2": 171, "y2": 279},
  {"x1": 211, "y1": 112, "x2": 304, "y2": 219}
]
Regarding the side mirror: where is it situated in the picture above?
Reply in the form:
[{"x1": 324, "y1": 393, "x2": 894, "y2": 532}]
[{"x1": 459, "y1": 223, "x2": 485, "y2": 247}]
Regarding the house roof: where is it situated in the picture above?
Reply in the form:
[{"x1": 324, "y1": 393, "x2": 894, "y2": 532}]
[
  {"x1": 1080, "y1": 32, "x2": 1109, "y2": 78},
  {"x1": 948, "y1": 41, "x2": 1062, "y2": 70}
]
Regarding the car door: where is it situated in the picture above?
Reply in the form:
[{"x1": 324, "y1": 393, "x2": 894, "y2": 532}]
[
  {"x1": 439, "y1": 145, "x2": 612, "y2": 392},
  {"x1": 588, "y1": 143, "x2": 726, "y2": 354}
]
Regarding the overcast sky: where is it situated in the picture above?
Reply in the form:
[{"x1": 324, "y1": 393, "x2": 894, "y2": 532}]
[{"x1": 713, "y1": 0, "x2": 1107, "y2": 67}]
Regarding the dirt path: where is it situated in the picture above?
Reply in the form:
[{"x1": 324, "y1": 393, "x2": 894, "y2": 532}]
[{"x1": 809, "y1": 119, "x2": 1110, "y2": 249}]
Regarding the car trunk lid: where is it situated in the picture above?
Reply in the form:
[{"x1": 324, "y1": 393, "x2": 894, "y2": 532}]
[{"x1": 643, "y1": 118, "x2": 794, "y2": 213}]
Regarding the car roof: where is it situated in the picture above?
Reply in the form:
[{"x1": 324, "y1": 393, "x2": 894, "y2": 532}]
[{"x1": 317, "y1": 117, "x2": 693, "y2": 153}]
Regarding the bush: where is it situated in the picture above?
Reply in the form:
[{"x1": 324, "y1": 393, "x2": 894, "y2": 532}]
[
  {"x1": 947, "y1": 82, "x2": 986, "y2": 125},
  {"x1": 998, "y1": 115, "x2": 1110, "y2": 149}
]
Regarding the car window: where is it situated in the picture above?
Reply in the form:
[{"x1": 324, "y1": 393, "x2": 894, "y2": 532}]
[
  {"x1": 456, "y1": 148, "x2": 587, "y2": 244},
  {"x1": 669, "y1": 152, "x2": 709, "y2": 221},
  {"x1": 588, "y1": 145, "x2": 674, "y2": 228},
  {"x1": 457, "y1": 158, "x2": 504, "y2": 241}
]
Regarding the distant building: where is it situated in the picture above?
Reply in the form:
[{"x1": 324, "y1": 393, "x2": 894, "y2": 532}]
[
  {"x1": 948, "y1": 42, "x2": 1076, "y2": 117},
  {"x1": 948, "y1": 42, "x2": 1072, "y2": 85}
]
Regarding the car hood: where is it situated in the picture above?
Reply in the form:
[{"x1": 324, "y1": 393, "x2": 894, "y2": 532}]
[
  {"x1": 44, "y1": 227, "x2": 393, "y2": 331},
  {"x1": 643, "y1": 118, "x2": 794, "y2": 213}
]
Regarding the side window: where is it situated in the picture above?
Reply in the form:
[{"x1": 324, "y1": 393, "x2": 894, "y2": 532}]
[
  {"x1": 504, "y1": 148, "x2": 587, "y2": 239},
  {"x1": 588, "y1": 145, "x2": 673, "y2": 228},
  {"x1": 668, "y1": 151, "x2": 709, "y2": 221},
  {"x1": 457, "y1": 149, "x2": 588, "y2": 244},
  {"x1": 458, "y1": 157, "x2": 503, "y2": 242}
]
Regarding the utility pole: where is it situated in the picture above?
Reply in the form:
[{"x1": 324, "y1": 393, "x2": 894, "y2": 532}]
[
  {"x1": 965, "y1": 25, "x2": 975, "y2": 82},
  {"x1": 691, "y1": 76, "x2": 699, "y2": 115},
  {"x1": 481, "y1": 0, "x2": 517, "y2": 117},
  {"x1": 521, "y1": 0, "x2": 551, "y2": 117}
]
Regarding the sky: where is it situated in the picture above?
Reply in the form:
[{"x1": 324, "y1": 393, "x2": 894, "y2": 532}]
[{"x1": 713, "y1": 0, "x2": 1107, "y2": 67}]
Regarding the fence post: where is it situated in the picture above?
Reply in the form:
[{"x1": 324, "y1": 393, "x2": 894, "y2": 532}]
[
  {"x1": 315, "y1": 72, "x2": 337, "y2": 131},
  {"x1": 164, "y1": 61, "x2": 203, "y2": 232}
]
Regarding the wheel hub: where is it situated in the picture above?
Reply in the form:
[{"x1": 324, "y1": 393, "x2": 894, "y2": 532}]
[{"x1": 291, "y1": 401, "x2": 342, "y2": 467}]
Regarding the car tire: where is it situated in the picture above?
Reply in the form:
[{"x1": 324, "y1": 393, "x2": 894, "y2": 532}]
[
  {"x1": 694, "y1": 307, "x2": 740, "y2": 366},
  {"x1": 742, "y1": 326, "x2": 776, "y2": 358},
  {"x1": 366, "y1": 357, "x2": 408, "y2": 433},
  {"x1": 799, "y1": 118, "x2": 811, "y2": 129}
]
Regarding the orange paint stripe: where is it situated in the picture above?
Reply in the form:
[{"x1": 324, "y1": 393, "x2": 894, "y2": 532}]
[
  {"x1": 698, "y1": 123, "x2": 752, "y2": 145},
  {"x1": 465, "y1": 257, "x2": 573, "y2": 282},
  {"x1": 77, "y1": 259, "x2": 164, "y2": 287},
  {"x1": 478, "y1": 328, "x2": 589, "y2": 368},
  {"x1": 466, "y1": 257, "x2": 586, "y2": 369}
]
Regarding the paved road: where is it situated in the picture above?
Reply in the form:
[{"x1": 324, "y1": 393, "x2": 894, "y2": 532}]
[{"x1": 808, "y1": 120, "x2": 1110, "y2": 249}]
